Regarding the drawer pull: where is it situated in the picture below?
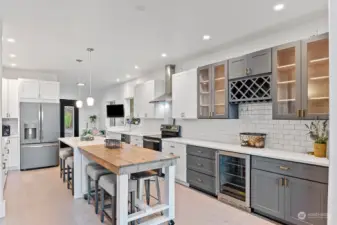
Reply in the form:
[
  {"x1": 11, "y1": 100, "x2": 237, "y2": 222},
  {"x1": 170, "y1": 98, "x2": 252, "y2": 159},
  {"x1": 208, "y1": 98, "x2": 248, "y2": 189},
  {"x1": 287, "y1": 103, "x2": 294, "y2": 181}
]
[
  {"x1": 170, "y1": 145, "x2": 175, "y2": 148},
  {"x1": 197, "y1": 150, "x2": 203, "y2": 153},
  {"x1": 197, "y1": 163, "x2": 203, "y2": 167},
  {"x1": 279, "y1": 166, "x2": 290, "y2": 171},
  {"x1": 196, "y1": 178, "x2": 202, "y2": 183},
  {"x1": 284, "y1": 178, "x2": 289, "y2": 187},
  {"x1": 279, "y1": 178, "x2": 284, "y2": 186}
]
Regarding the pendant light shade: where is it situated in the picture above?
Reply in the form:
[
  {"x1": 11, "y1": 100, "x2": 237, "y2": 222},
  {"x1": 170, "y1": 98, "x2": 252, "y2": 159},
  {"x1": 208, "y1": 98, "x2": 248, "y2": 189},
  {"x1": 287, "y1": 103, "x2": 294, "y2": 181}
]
[
  {"x1": 76, "y1": 100, "x2": 83, "y2": 108},
  {"x1": 86, "y1": 97, "x2": 94, "y2": 106},
  {"x1": 76, "y1": 59, "x2": 84, "y2": 109},
  {"x1": 86, "y1": 48, "x2": 95, "y2": 106}
]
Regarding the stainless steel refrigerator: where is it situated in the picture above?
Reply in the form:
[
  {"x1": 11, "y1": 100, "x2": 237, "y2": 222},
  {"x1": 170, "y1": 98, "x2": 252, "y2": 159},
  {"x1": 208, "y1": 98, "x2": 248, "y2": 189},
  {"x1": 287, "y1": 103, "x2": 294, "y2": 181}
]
[{"x1": 20, "y1": 103, "x2": 60, "y2": 170}]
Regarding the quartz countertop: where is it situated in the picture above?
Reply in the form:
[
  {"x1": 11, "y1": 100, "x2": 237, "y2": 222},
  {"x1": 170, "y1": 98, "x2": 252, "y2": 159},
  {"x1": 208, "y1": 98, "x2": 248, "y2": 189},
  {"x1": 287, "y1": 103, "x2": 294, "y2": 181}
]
[
  {"x1": 162, "y1": 137, "x2": 329, "y2": 167},
  {"x1": 58, "y1": 136, "x2": 106, "y2": 148}
]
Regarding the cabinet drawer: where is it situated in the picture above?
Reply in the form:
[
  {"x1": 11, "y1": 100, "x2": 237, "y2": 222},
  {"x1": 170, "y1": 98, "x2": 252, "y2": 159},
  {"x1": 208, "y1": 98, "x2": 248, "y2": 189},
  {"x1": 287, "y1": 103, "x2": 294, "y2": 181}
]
[
  {"x1": 252, "y1": 156, "x2": 328, "y2": 183},
  {"x1": 187, "y1": 155, "x2": 215, "y2": 176},
  {"x1": 187, "y1": 145, "x2": 216, "y2": 159},
  {"x1": 187, "y1": 169, "x2": 216, "y2": 194}
]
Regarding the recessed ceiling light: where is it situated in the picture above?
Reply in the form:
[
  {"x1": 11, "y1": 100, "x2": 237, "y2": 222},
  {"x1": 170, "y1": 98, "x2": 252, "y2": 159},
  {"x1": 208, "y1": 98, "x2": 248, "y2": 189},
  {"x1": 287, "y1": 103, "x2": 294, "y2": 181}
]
[
  {"x1": 9, "y1": 54, "x2": 16, "y2": 58},
  {"x1": 77, "y1": 82, "x2": 85, "y2": 86},
  {"x1": 273, "y1": 3, "x2": 285, "y2": 11},
  {"x1": 134, "y1": 65, "x2": 139, "y2": 69},
  {"x1": 7, "y1": 38, "x2": 16, "y2": 43},
  {"x1": 203, "y1": 35, "x2": 211, "y2": 40},
  {"x1": 11, "y1": 63, "x2": 17, "y2": 67},
  {"x1": 161, "y1": 53, "x2": 167, "y2": 57},
  {"x1": 116, "y1": 78, "x2": 120, "y2": 82},
  {"x1": 126, "y1": 74, "x2": 131, "y2": 78}
]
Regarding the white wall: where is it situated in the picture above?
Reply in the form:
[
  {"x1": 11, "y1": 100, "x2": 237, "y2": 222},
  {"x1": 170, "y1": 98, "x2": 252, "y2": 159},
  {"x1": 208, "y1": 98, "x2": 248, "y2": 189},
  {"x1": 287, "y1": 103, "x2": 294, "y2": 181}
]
[
  {"x1": 0, "y1": 21, "x2": 4, "y2": 216},
  {"x1": 3, "y1": 68, "x2": 58, "y2": 81},
  {"x1": 99, "y1": 13, "x2": 329, "y2": 153}
]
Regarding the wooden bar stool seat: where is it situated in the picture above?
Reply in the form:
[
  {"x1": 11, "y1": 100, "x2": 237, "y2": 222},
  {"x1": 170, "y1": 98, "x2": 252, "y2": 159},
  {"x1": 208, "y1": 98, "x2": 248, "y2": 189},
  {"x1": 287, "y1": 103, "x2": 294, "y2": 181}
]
[
  {"x1": 99, "y1": 174, "x2": 137, "y2": 224},
  {"x1": 86, "y1": 163, "x2": 112, "y2": 214}
]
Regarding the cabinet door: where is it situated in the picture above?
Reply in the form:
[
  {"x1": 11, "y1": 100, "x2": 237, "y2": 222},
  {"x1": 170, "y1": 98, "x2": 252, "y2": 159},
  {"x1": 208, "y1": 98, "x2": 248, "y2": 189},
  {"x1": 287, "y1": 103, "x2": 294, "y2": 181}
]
[
  {"x1": 8, "y1": 79, "x2": 19, "y2": 118},
  {"x1": 19, "y1": 79, "x2": 40, "y2": 100},
  {"x1": 172, "y1": 72, "x2": 184, "y2": 119},
  {"x1": 174, "y1": 143, "x2": 187, "y2": 183},
  {"x1": 272, "y1": 41, "x2": 302, "y2": 119},
  {"x1": 247, "y1": 48, "x2": 272, "y2": 76},
  {"x1": 197, "y1": 65, "x2": 212, "y2": 118},
  {"x1": 285, "y1": 176, "x2": 327, "y2": 225},
  {"x1": 301, "y1": 33, "x2": 329, "y2": 120},
  {"x1": 7, "y1": 137, "x2": 19, "y2": 169},
  {"x1": 228, "y1": 56, "x2": 247, "y2": 79},
  {"x1": 134, "y1": 84, "x2": 143, "y2": 118},
  {"x1": 251, "y1": 169, "x2": 285, "y2": 220},
  {"x1": 142, "y1": 81, "x2": 155, "y2": 118},
  {"x1": 2, "y1": 79, "x2": 8, "y2": 118},
  {"x1": 39, "y1": 81, "x2": 60, "y2": 101},
  {"x1": 211, "y1": 61, "x2": 228, "y2": 118}
]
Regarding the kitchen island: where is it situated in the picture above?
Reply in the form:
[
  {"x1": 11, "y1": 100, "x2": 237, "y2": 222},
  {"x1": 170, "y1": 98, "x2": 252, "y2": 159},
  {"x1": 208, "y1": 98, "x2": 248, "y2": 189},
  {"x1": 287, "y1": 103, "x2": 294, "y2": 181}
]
[{"x1": 59, "y1": 137, "x2": 179, "y2": 225}]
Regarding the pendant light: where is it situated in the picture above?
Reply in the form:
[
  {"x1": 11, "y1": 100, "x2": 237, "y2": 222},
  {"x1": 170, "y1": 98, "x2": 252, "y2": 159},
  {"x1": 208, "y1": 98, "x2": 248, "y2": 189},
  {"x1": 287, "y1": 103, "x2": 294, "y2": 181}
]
[
  {"x1": 75, "y1": 59, "x2": 84, "y2": 108},
  {"x1": 86, "y1": 48, "x2": 95, "y2": 106}
]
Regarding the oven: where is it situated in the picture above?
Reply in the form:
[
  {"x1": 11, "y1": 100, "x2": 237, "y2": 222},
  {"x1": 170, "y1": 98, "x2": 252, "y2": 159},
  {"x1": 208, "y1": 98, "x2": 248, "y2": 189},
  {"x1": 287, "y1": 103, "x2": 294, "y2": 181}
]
[
  {"x1": 217, "y1": 151, "x2": 251, "y2": 211},
  {"x1": 121, "y1": 134, "x2": 130, "y2": 144}
]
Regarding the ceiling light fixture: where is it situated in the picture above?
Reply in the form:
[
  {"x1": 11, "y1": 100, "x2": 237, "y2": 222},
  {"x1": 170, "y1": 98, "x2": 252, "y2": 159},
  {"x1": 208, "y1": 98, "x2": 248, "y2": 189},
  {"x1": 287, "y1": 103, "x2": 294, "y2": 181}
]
[
  {"x1": 11, "y1": 63, "x2": 16, "y2": 67},
  {"x1": 203, "y1": 35, "x2": 211, "y2": 40},
  {"x1": 86, "y1": 48, "x2": 95, "y2": 106},
  {"x1": 161, "y1": 53, "x2": 167, "y2": 57},
  {"x1": 7, "y1": 38, "x2": 15, "y2": 43},
  {"x1": 126, "y1": 74, "x2": 131, "y2": 78},
  {"x1": 9, "y1": 54, "x2": 16, "y2": 58},
  {"x1": 76, "y1": 59, "x2": 84, "y2": 108},
  {"x1": 116, "y1": 78, "x2": 120, "y2": 82},
  {"x1": 273, "y1": 3, "x2": 285, "y2": 11},
  {"x1": 134, "y1": 65, "x2": 139, "y2": 69}
]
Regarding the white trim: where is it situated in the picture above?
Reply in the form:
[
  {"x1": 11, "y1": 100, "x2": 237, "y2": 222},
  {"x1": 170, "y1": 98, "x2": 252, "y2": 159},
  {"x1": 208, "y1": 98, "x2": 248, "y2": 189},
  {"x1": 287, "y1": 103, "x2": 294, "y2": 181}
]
[
  {"x1": 0, "y1": 200, "x2": 6, "y2": 218},
  {"x1": 116, "y1": 174, "x2": 129, "y2": 225}
]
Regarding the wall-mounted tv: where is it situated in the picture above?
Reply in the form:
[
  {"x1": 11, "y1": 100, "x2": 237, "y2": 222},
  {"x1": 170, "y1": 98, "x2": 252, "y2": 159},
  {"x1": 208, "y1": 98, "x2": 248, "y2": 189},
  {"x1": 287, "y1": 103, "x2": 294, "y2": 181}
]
[{"x1": 107, "y1": 104, "x2": 124, "y2": 118}]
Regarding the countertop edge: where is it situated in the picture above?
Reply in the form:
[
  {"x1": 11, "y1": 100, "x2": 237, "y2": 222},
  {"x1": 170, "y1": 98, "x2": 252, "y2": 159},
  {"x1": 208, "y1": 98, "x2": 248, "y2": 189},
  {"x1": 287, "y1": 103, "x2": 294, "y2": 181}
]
[{"x1": 162, "y1": 138, "x2": 329, "y2": 167}]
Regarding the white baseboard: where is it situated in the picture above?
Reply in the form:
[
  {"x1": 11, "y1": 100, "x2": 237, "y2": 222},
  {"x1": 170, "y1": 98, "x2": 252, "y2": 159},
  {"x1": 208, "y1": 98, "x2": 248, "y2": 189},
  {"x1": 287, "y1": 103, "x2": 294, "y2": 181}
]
[{"x1": 0, "y1": 200, "x2": 6, "y2": 218}]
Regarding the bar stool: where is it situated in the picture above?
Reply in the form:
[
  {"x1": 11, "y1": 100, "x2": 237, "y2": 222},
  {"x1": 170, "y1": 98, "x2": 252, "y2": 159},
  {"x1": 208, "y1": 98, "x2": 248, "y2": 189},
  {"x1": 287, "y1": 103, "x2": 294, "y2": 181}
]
[
  {"x1": 131, "y1": 170, "x2": 161, "y2": 206},
  {"x1": 99, "y1": 174, "x2": 137, "y2": 225},
  {"x1": 59, "y1": 147, "x2": 73, "y2": 182},
  {"x1": 65, "y1": 156, "x2": 74, "y2": 195},
  {"x1": 87, "y1": 163, "x2": 112, "y2": 214}
]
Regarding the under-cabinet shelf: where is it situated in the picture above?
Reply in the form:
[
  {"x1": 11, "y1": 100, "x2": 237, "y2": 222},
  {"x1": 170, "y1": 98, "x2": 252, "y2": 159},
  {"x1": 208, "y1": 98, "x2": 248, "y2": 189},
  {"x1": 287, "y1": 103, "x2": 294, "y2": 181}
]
[
  {"x1": 309, "y1": 97, "x2": 329, "y2": 100},
  {"x1": 278, "y1": 99, "x2": 296, "y2": 102},
  {"x1": 310, "y1": 76, "x2": 329, "y2": 80},
  {"x1": 309, "y1": 57, "x2": 329, "y2": 64},
  {"x1": 277, "y1": 80, "x2": 296, "y2": 84}
]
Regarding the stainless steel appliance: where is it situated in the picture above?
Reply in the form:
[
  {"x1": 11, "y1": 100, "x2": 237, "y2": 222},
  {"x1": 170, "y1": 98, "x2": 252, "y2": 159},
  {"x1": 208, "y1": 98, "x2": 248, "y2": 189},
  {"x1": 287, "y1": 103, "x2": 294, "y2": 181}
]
[
  {"x1": 143, "y1": 124, "x2": 181, "y2": 176},
  {"x1": 20, "y1": 103, "x2": 60, "y2": 170},
  {"x1": 2, "y1": 125, "x2": 10, "y2": 136},
  {"x1": 217, "y1": 151, "x2": 251, "y2": 211},
  {"x1": 121, "y1": 134, "x2": 130, "y2": 144}
]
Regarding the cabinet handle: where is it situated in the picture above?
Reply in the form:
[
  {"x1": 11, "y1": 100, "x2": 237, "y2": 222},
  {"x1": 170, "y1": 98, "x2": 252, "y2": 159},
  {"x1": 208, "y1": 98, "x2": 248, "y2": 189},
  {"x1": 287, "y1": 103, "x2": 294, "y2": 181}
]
[
  {"x1": 296, "y1": 109, "x2": 301, "y2": 118},
  {"x1": 197, "y1": 178, "x2": 202, "y2": 183},
  {"x1": 8, "y1": 139, "x2": 10, "y2": 144},
  {"x1": 170, "y1": 152, "x2": 174, "y2": 155},
  {"x1": 284, "y1": 178, "x2": 289, "y2": 187},
  {"x1": 170, "y1": 145, "x2": 175, "y2": 148},
  {"x1": 197, "y1": 163, "x2": 203, "y2": 167},
  {"x1": 2, "y1": 163, "x2": 5, "y2": 170},
  {"x1": 279, "y1": 178, "x2": 284, "y2": 186},
  {"x1": 279, "y1": 166, "x2": 290, "y2": 171},
  {"x1": 197, "y1": 150, "x2": 203, "y2": 153},
  {"x1": 6, "y1": 149, "x2": 9, "y2": 154},
  {"x1": 301, "y1": 109, "x2": 306, "y2": 118}
]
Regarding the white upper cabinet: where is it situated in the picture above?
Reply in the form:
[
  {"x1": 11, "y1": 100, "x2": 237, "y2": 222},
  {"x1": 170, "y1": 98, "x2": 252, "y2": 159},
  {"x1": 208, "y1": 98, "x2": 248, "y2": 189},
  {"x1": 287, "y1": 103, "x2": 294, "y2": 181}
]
[
  {"x1": 2, "y1": 78, "x2": 19, "y2": 118},
  {"x1": 123, "y1": 81, "x2": 135, "y2": 99},
  {"x1": 172, "y1": 68, "x2": 198, "y2": 119},
  {"x1": 19, "y1": 79, "x2": 60, "y2": 103},
  {"x1": 39, "y1": 81, "x2": 60, "y2": 101},
  {"x1": 134, "y1": 80, "x2": 165, "y2": 119}
]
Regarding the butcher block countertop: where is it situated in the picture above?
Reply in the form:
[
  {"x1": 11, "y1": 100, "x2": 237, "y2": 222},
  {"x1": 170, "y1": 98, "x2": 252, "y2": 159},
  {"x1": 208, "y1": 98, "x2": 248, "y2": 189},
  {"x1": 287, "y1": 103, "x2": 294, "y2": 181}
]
[{"x1": 79, "y1": 144, "x2": 179, "y2": 175}]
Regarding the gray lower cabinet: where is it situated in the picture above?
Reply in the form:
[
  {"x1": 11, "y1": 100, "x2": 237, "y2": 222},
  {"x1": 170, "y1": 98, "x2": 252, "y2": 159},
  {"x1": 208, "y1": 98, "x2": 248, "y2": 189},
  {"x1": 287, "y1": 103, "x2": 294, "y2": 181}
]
[
  {"x1": 285, "y1": 177, "x2": 328, "y2": 225},
  {"x1": 251, "y1": 169, "x2": 285, "y2": 220},
  {"x1": 251, "y1": 156, "x2": 328, "y2": 225}
]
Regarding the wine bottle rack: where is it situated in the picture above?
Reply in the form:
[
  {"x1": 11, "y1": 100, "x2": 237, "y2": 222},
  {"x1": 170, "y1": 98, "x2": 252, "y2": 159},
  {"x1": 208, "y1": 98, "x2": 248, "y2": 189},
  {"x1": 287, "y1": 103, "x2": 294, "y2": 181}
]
[{"x1": 229, "y1": 74, "x2": 272, "y2": 104}]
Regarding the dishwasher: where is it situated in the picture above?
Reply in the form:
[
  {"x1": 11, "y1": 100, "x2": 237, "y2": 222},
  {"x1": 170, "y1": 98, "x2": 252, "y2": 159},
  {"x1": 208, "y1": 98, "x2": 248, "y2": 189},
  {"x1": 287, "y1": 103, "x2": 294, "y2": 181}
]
[{"x1": 217, "y1": 151, "x2": 251, "y2": 212}]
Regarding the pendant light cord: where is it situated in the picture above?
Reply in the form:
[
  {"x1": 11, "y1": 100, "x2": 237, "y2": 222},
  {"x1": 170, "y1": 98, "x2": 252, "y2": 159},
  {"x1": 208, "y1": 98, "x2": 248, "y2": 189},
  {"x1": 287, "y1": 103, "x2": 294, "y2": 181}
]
[
  {"x1": 87, "y1": 48, "x2": 94, "y2": 96},
  {"x1": 76, "y1": 59, "x2": 83, "y2": 99}
]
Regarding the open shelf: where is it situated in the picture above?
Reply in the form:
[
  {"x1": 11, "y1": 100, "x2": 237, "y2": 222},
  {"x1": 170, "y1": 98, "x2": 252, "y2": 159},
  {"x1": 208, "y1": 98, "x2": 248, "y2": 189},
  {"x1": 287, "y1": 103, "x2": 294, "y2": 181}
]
[
  {"x1": 310, "y1": 76, "x2": 329, "y2": 81},
  {"x1": 310, "y1": 57, "x2": 329, "y2": 64},
  {"x1": 215, "y1": 89, "x2": 225, "y2": 92},
  {"x1": 277, "y1": 63, "x2": 296, "y2": 70},
  {"x1": 277, "y1": 80, "x2": 296, "y2": 84},
  {"x1": 215, "y1": 103, "x2": 225, "y2": 106},
  {"x1": 215, "y1": 77, "x2": 225, "y2": 81},
  {"x1": 200, "y1": 80, "x2": 209, "y2": 83},
  {"x1": 200, "y1": 92, "x2": 210, "y2": 94},
  {"x1": 309, "y1": 97, "x2": 329, "y2": 100},
  {"x1": 278, "y1": 99, "x2": 296, "y2": 102}
]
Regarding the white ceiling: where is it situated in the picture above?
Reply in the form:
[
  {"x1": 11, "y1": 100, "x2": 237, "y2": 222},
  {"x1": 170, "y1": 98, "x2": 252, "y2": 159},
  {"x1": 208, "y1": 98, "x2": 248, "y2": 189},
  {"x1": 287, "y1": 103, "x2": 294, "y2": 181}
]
[{"x1": 0, "y1": 0, "x2": 328, "y2": 88}]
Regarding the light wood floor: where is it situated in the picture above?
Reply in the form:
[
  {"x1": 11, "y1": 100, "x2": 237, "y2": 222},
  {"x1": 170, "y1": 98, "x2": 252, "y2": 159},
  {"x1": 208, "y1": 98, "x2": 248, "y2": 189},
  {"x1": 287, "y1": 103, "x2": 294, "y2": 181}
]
[{"x1": 0, "y1": 167, "x2": 276, "y2": 225}]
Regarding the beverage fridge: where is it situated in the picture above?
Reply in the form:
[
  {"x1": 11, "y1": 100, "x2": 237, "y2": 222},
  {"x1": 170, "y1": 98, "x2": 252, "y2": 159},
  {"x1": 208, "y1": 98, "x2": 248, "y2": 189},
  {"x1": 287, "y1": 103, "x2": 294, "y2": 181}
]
[{"x1": 20, "y1": 103, "x2": 60, "y2": 170}]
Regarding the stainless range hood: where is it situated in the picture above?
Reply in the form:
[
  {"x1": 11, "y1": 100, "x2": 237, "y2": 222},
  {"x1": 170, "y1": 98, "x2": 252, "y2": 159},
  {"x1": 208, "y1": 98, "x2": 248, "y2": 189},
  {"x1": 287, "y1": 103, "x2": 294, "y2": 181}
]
[{"x1": 150, "y1": 65, "x2": 176, "y2": 103}]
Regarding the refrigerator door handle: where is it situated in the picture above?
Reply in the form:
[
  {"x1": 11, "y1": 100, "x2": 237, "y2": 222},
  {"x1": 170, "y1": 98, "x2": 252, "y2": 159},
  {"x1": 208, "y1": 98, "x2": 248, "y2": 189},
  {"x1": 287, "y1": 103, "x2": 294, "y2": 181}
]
[
  {"x1": 21, "y1": 143, "x2": 59, "y2": 148},
  {"x1": 40, "y1": 104, "x2": 44, "y2": 140}
]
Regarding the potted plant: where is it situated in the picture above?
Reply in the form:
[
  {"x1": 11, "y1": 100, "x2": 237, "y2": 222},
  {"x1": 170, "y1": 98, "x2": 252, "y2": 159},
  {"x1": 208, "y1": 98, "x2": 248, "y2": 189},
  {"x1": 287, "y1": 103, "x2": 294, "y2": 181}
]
[
  {"x1": 89, "y1": 115, "x2": 97, "y2": 127},
  {"x1": 305, "y1": 120, "x2": 328, "y2": 158}
]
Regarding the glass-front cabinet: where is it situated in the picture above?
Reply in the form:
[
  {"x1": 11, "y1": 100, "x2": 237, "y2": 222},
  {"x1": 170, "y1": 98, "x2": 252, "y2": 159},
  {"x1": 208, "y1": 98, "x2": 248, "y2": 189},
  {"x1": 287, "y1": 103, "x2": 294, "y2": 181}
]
[
  {"x1": 302, "y1": 33, "x2": 329, "y2": 119},
  {"x1": 198, "y1": 61, "x2": 237, "y2": 119},
  {"x1": 272, "y1": 33, "x2": 329, "y2": 120}
]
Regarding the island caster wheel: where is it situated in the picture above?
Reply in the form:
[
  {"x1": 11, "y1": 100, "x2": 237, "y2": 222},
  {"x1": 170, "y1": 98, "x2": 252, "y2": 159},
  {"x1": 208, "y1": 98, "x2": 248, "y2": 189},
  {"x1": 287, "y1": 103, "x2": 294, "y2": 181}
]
[{"x1": 168, "y1": 220, "x2": 175, "y2": 225}]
